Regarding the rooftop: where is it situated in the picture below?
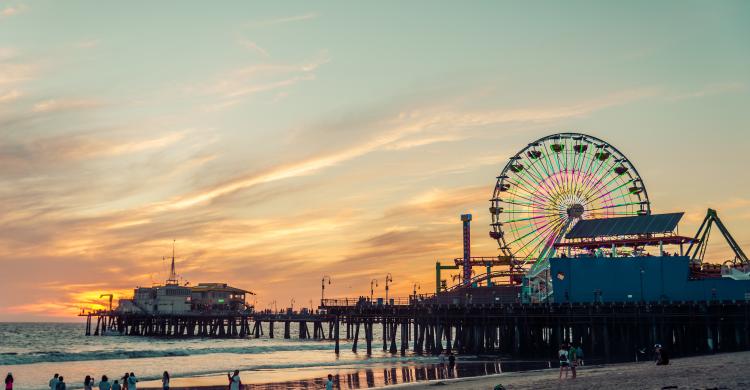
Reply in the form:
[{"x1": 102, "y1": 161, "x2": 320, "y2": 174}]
[{"x1": 565, "y1": 212, "x2": 684, "y2": 239}]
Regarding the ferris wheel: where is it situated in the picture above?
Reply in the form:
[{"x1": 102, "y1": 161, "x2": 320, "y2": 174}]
[{"x1": 490, "y1": 133, "x2": 651, "y2": 267}]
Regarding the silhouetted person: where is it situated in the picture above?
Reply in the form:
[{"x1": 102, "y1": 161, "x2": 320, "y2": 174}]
[
  {"x1": 49, "y1": 374, "x2": 59, "y2": 390},
  {"x1": 558, "y1": 344, "x2": 570, "y2": 379},
  {"x1": 57, "y1": 376, "x2": 66, "y2": 390},
  {"x1": 127, "y1": 373, "x2": 137, "y2": 390},
  {"x1": 655, "y1": 344, "x2": 670, "y2": 365},
  {"x1": 111, "y1": 380, "x2": 121, "y2": 390},
  {"x1": 84, "y1": 375, "x2": 93, "y2": 390},
  {"x1": 162, "y1": 372, "x2": 169, "y2": 390},
  {"x1": 227, "y1": 370, "x2": 240, "y2": 390},
  {"x1": 4, "y1": 373, "x2": 13, "y2": 390},
  {"x1": 574, "y1": 343, "x2": 584, "y2": 366},
  {"x1": 98, "y1": 376, "x2": 111, "y2": 390},
  {"x1": 325, "y1": 374, "x2": 334, "y2": 390}
]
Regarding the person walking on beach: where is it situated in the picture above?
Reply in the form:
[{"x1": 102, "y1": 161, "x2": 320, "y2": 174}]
[
  {"x1": 4, "y1": 373, "x2": 12, "y2": 390},
  {"x1": 227, "y1": 370, "x2": 241, "y2": 390},
  {"x1": 56, "y1": 376, "x2": 66, "y2": 390},
  {"x1": 558, "y1": 344, "x2": 570, "y2": 379},
  {"x1": 654, "y1": 344, "x2": 670, "y2": 365},
  {"x1": 127, "y1": 373, "x2": 137, "y2": 390},
  {"x1": 574, "y1": 343, "x2": 584, "y2": 366},
  {"x1": 161, "y1": 372, "x2": 169, "y2": 390},
  {"x1": 568, "y1": 344, "x2": 578, "y2": 379},
  {"x1": 49, "y1": 374, "x2": 60, "y2": 390},
  {"x1": 121, "y1": 374, "x2": 128, "y2": 390},
  {"x1": 325, "y1": 374, "x2": 334, "y2": 390},
  {"x1": 98, "y1": 376, "x2": 111, "y2": 390},
  {"x1": 84, "y1": 375, "x2": 93, "y2": 390},
  {"x1": 111, "y1": 380, "x2": 120, "y2": 390}
]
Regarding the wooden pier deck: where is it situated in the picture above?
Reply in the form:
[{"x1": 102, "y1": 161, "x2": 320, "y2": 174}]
[{"x1": 81, "y1": 299, "x2": 750, "y2": 362}]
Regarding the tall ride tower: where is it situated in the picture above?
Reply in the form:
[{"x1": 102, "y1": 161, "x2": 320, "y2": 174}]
[{"x1": 461, "y1": 214, "x2": 472, "y2": 286}]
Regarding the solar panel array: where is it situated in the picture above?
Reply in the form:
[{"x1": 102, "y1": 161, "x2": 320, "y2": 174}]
[{"x1": 565, "y1": 212, "x2": 684, "y2": 239}]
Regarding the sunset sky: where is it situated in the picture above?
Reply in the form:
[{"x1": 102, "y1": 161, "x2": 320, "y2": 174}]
[{"x1": 1, "y1": 1, "x2": 749, "y2": 321}]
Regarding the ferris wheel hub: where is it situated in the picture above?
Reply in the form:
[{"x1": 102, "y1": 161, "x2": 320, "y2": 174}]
[{"x1": 567, "y1": 204, "x2": 585, "y2": 219}]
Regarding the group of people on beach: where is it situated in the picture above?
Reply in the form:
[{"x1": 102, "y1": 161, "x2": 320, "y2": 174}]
[
  {"x1": 4, "y1": 370, "x2": 333, "y2": 390},
  {"x1": 46, "y1": 372, "x2": 146, "y2": 390},
  {"x1": 558, "y1": 342, "x2": 584, "y2": 379},
  {"x1": 39, "y1": 372, "x2": 171, "y2": 390}
]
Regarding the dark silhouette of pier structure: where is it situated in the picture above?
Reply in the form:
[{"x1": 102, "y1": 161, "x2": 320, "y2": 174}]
[{"x1": 82, "y1": 298, "x2": 750, "y2": 362}]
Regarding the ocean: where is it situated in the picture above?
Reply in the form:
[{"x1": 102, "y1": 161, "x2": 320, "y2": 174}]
[{"x1": 0, "y1": 322, "x2": 447, "y2": 390}]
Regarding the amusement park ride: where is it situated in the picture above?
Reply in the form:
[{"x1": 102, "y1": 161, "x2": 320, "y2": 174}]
[{"x1": 437, "y1": 132, "x2": 750, "y2": 304}]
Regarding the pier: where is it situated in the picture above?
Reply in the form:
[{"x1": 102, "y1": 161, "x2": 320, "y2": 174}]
[
  {"x1": 82, "y1": 298, "x2": 750, "y2": 362},
  {"x1": 81, "y1": 311, "x2": 334, "y2": 340},
  {"x1": 327, "y1": 299, "x2": 750, "y2": 360}
]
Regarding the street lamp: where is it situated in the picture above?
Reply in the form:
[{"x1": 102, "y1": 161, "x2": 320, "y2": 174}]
[
  {"x1": 412, "y1": 282, "x2": 420, "y2": 298},
  {"x1": 370, "y1": 279, "x2": 378, "y2": 302},
  {"x1": 385, "y1": 273, "x2": 393, "y2": 304},
  {"x1": 290, "y1": 298, "x2": 295, "y2": 313},
  {"x1": 321, "y1": 275, "x2": 332, "y2": 304}
]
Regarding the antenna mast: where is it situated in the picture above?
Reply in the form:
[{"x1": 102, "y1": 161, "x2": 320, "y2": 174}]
[{"x1": 166, "y1": 240, "x2": 179, "y2": 286}]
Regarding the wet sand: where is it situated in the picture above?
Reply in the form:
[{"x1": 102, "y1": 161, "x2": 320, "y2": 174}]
[
  {"x1": 139, "y1": 359, "x2": 550, "y2": 389},
  {"x1": 385, "y1": 351, "x2": 750, "y2": 390},
  {"x1": 139, "y1": 351, "x2": 750, "y2": 390}
]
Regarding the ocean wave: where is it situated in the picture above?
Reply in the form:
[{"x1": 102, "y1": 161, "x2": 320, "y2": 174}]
[{"x1": 0, "y1": 343, "x2": 333, "y2": 365}]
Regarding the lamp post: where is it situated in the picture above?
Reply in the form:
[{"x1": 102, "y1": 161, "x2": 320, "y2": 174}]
[
  {"x1": 370, "y1": 279, "x2": 378, "y2": 303},
  {"x1": 321, "y1": 275, "x2": 332, "y2": 304},
  {"x1": 290, "y1": 298, "x2": 295, "y2": 313},
  {"x1": 385, "y1": 273, "x2": 393, "y2": 304},
  {"x1": 412, "y1": 283, "x2": 420, "y2": 304}
]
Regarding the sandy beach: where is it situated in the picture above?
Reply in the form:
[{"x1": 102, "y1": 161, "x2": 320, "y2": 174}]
[
  {"x1": 134, "y1": 351, "x2": 750, "y2": 390},
  {"x1": 384, "y1": 351, "x2": 750, "y2": 390}
]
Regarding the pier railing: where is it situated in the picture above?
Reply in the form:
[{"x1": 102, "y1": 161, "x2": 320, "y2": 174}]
[{"x1": 321, "y1": 295, "x2": 435, "y2": 307}]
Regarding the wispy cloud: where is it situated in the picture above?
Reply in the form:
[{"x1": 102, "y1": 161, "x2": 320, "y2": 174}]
[
  {"x1": 0, "y1": 4, "x2": 27, "y2": 19},
  {"x1": 238, "y1": 39, "x2": 269, "y2": 58},
  {"x1": 385, "y1": 134, "x2": 465, "y2": 150},
  {"x1": 148, "y1": 88, "x2": 653, "y2": 212},
  {"x1": 74, "y1": 39, "x2": 101, "y2": 49},
  {"x1": 194, "y1": 51, "x2": 330, "y2": 110},
  {"x1": 32, "y1": 98, "x2": 101, "y2": 113},
  {"x1": 665, "y1": 83, "x2": 745, "y2": 102},
  {"x1": 247, "y1": 12, "x2": 318, "y2": 27},
  {"x1": 0, "y1": 89, "x2": 20, "y2": 103},
  {"x1": 0, "y1": 62, "x2": 35, "y2": 84},
  {"x1": 0, "y1": 131, "x2": 187, "y2": 173}
]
